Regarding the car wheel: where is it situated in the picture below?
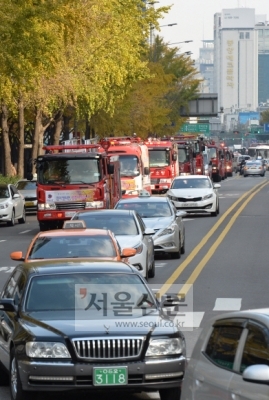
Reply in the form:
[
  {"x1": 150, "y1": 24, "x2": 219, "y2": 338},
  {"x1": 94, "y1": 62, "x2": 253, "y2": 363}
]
[
  {"x1": 217, "y1": 201, "x2": 220, "y2": 215},
  {"x1": 10, "y1": 348, "x2": 35, "y2": 400},
  {"x1": 148, "y1": 259, "x2": 155, "y2": 278},
  {"x1": 7, "y1": 210, "x2": 15, "y2": 226},
  {"x1": 171, "y1": 236, "x2": 181, "y2": 259},
  {"x1": 211, "y1": 203, "x2": 218, "y2": 216},
  {"x1": 18, "y1": 208, "x2": 26, "y2": 224},
  {"x1": 159, "y1": 387, "x2": 181, "y2": 400},
  {"x1": 180, "y1": 237, "x2": 185, "y2": 255},
  {"x1": 244, "y1": 174, "x2": 247, "y2": 177}
]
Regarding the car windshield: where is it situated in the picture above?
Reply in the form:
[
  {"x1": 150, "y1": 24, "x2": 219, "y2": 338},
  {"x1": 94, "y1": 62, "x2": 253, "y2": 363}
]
[
  {"x1": 171, "y1": 178, "x2": 211, "y2": 189},
  {"x1": 149, "y1": 149, "x2": 170, "y2": 167},
  {"x1": 246, "y1": 161, "x2": 261, "y2": 166},
  {"x1": 16, "y1": 181, "x2": 36, "y2": 190},
  {"x1": 25, "y1": 273, "x2": 156, "y2": 313},
  {"x1": 28, "y1": 235, "x2": 117, "y2": 259},
  {"x1": 74, "y1": 214, "x2": 139, "y2": 235},
  {"x1": 116, "y1": 202, "x2": 172, "y2": 218},
  {"x1": 0, "y1": 188, "x2": 9, "y2": 198}
]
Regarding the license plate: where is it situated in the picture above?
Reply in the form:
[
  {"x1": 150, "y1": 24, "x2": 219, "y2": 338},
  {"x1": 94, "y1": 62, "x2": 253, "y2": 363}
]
[
  {"x1": 65, "y1": 211, "x2": 76, "y2": 218},
  {"x1": 93, "y1": 367, "x2": 127, "y2": 386},
  {"x1": 184, "y1": 203, "x2": 197, "y2": 207},
  {"x1": 25, "y1": 201, "x2": 35, "y2": 207}
]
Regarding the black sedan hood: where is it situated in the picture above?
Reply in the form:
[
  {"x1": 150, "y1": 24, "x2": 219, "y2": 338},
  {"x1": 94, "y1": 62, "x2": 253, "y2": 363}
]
[{"x1": 21, "y1": 310, "x2": 177, "y2": 339}]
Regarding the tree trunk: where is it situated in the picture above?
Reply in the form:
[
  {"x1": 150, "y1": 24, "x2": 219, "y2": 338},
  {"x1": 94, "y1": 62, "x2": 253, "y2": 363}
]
[
  {"x1": 17, "y1": 99, "x2": 25, "y2": 178},
  {"x1": 53, "y1": 110, "x2": 63, "y2": 145},
  {"x1": 1, "y1": 102, "x2": 12, "y2": 176}
]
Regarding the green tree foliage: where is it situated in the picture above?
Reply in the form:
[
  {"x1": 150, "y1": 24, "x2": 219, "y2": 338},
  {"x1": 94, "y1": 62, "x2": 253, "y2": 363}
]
[
  {"x1": 89, "y1": 37, "x2": 201, "y2": 138},
  {"x1": 260, "y1": 109, "x2": 269, "y2": 125}
]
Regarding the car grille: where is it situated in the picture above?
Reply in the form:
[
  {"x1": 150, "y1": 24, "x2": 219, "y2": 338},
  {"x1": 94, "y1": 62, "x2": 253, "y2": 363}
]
[
  {"x1": 25, "y1": 196, "x2": 37, "y2": 201},
  {"x1": 176, "y1": 197, "x2": 202, "y2": 202},
  {"x1": 56, "y1": 202, "x2": 86, "y2": 210},
  {"x1": 72, "y1": 337, "x2": 145, "y2": 360}
]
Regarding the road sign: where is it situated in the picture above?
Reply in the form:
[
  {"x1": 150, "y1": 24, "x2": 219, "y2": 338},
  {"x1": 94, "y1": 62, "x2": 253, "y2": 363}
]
[{"x1": 180, "y1": 123, "x2": 210, "y2": 134}]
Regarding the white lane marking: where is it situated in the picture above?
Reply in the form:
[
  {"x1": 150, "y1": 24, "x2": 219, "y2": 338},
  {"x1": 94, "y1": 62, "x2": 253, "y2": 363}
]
[
  {"x1": 19, "y1": 230, "x2": 31, "y2": 234},
  {"x1": 213, "y1": 298, "x2": 242, "y2": 311},
  {"x1": 0, "y1": 267, "x2": 15, "y2": 273},
  {"x1": 0, "y1": 240, "x2": 6, "y2": 243},
  {"x1": 156, "y1": 263, "x2": 166, "y2": 268}
]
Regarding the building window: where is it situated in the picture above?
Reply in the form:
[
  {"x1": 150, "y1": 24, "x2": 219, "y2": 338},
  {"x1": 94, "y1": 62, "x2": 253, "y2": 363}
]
[
  {"x1": 245, "y1": 32, "x2": 250, "y2": 39},
  {"x1": 264, "y1": 30, "x2": 269, "y2": 37},
  {"x1": 258, "y1": 30, "x2": 263, "y2": 37},
  {"x1": 239, "y1": 32, "x2": 244, "y2": 39}
]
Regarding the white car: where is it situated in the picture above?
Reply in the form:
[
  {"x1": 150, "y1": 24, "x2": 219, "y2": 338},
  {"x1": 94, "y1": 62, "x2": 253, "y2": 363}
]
[
  {"x1": 167, "y1": 175, "x2": 220, "y2": 217},
  {"x1": 0, "y1": 183, "x2": 26, "y2": 226},
  {"x1": 16, "y1": 178, "x2": 37, "y2": 213},
  {"x1": 115, "y1": 195, "x2": 186, "y2": 259},
  {"x1": 72, "y1": 209, "x2": 155, "y2": 279}
]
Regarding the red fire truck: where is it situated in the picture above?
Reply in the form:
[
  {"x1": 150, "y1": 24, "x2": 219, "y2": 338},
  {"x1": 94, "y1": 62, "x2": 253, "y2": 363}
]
[
  {"x1": 144, "y1": 138, "x2": 179, "y2": 194},
  {"x1": 104, "y1": 136, "x2": 151, "y2": 197},
  {"x1": 206, "y1": 140, "x2": 226, "y2": 182},
  {"x1": 222, "y1": 146, "x2": 233, "y2": 177},
  {"x1": 28, "y1": 140, "x2": 121, "y2": 231},
  {"x1": 173, "y1": 135, "x2": 205, "y2": 175}
]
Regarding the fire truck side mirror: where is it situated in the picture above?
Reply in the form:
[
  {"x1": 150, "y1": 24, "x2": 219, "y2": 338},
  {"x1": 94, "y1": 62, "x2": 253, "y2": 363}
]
[
  {"x1": 172, "y1": 153, "x2": 177, "y2": 162},
  {"x1": 201, "y1": 145, "x2": 205, "y2": 152},
  {"x1": 144, "y1": 167, "x2": 150, "y2": 175},
  {"x1": 221, "y1": 155, "x2": 224, "y2": 159},
  {"x1": 108, "y1": 164, "x2": 114, "y2": 174},
  {"x1": 209, "y1": 160, "x2": 212, "y2": 166},
  {"x1": 193, "y1": 151, "x2": 196, "y2": 157}
]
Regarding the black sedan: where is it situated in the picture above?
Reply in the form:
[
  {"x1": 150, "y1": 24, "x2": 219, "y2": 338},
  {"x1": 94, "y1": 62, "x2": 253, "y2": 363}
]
[{"x1": 0, "y1": 260, "x2": 186, "y2": 400}]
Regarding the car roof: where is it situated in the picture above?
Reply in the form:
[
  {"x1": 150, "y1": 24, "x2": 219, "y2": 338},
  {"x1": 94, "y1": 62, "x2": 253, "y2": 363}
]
[
  {"x1": 207, "y1": 308, "x2": 269, "y2": 326},
  {"x1": 117, "y1": 196, "x2": 169, "y2": 204},
  {"x1": 75, "y1": 209, "x2": 136, "y2": 216},
  {"x1": 15, "y1": 259, "x2": 137, "y2": 276},
  {"x1": 173, "y1": 175, "x2": 209, "y2": 180},
  {"x1": 35, "y1": 228, "x2": 113, "y2": 238},
  {"x1": 0, "y1": 184, "x2": 9, "y2": 189}
]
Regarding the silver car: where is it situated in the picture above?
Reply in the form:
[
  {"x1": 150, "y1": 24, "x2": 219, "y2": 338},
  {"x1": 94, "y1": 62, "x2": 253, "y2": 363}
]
[
  {"x1": 72, "y1": 209, "x2": 155, "y2": 279},
  {"x1": 16, "y1": 179, "x2": 37, "y2": 212},
  {"x1": 243, "y1": 160, "x2": 265, "y2": 177},
  {"x1": 0, "y1": 184, "x2": 26, "y2": 226},
  {"x1": 115, "y1": 195, "x2": 186, "y2": 259},
  {"x1": 181, "y1": 308, "x2": 269, "y2": 400}
]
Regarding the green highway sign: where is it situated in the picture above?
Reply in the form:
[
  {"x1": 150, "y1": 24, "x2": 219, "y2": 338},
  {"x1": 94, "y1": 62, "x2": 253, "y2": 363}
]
[{"x1": 180, "y1": 123, "x2": 210, "y2": 134}]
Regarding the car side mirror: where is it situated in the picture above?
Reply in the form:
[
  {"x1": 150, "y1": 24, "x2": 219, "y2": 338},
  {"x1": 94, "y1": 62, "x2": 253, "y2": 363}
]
[
  {"x1": 26, "y1": 172, "x2": 33, "y2": 181},
  {"x1": 243, "y1": 364, "x2": 269, "y2": 383},
  {"x1": 176, "y1": 211, "x2": 187, "y2": 218},
  {"x1": 209, "y1": 160, "x2": 212, "y2": 166},
  {"x1": 144, "y1": 166, "x2": 150, "y2": 175},
  {"x1": 10, "y1": 251, "x2": 25, "y2": 262},
  {"x1": 144, "y1": 228, "x2": 155, "y2": 235},
  {"x1": 172, "y1": 153, "x2": 177, "y2": 162},
  {"x1": 213, "y1": 184, "x2": 221, "y2": 189},
  {"x1": 13, "y1": 194, "x2": 20, "y2": 199},
  {"x1": 0, "y1": 299, "x2": 17, "y2": 312},
  {"x1": 121, "y1": 248, "x2": 137, "y2": 258}
]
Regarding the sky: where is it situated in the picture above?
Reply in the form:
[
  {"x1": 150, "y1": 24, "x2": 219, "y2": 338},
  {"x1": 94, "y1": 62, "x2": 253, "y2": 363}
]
[{"x1": 155, "y1": 0, "x2": 269, "y2": 59}]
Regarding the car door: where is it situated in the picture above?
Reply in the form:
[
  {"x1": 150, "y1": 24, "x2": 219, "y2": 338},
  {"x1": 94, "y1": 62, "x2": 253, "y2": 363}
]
[
  {"x1": 189, "y1": 322, "x2": 245, "y2": 400},
  {"x1": 10, "y1": 185, "x2": 23, "y2": 218},
  {"x1": 228, "y1": 321, "x2": 269, "y2": 400},
  {"x1": 0, "y1": 269, "x2": 25, "y2": 370},
  {"x1": 171, "y1": 202, "x2": 183, "y2": 241},
  {"x1": 135, "y1": 212, "x2": 154, "y2": 264}
]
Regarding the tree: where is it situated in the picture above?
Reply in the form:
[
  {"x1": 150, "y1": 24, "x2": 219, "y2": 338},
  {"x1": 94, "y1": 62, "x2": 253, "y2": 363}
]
[{"x1": 260, "y1": 109, "x2": 269, "y2": 125}]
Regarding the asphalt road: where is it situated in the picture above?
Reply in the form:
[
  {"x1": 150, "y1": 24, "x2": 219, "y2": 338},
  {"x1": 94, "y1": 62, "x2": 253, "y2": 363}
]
[{"x1": 0, "y1": 173, "x2": 269, "y2": 399}]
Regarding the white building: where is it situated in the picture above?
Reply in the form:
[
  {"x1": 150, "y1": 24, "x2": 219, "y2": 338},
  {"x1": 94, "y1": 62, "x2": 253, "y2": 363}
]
[{"x1": 213, "y1": 8, "x2": 258, "y2": 113}]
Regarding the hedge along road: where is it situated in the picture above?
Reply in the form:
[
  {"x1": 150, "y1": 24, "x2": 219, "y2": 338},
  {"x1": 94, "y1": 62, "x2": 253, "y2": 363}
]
[{"x1": 157, "y1": 179, "x2": 269, "y2": 299}]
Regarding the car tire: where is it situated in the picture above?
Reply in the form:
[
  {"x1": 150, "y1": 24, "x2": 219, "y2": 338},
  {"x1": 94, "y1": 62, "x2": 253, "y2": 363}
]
[
  {"x1": 211, "y1": 202, "x2": 218, "y2": 216},
  {"x1": 159, "y1": 386, "x2": 181, "y2": 400},
  {"x1": 217, "y1": 201, "x2": 220, "y2": 215},
  {"x1": 10, "y1": 348, "x2": 35, "y2": 400},
  {"x1": 148, "y1": 259, "x2": 155, "y2": 278},
  {"x1": 18, "y1": 208, "x2": 26, "y2": 224},
  {"x1": 171, "y1": 236, "x2": 181, "y2": 259},
  {"x1": 7, "y1": 210, "x2": 15, "y2": 226},
  {"x1": 244, "y1": 174, "x2": 247, "y2": 177},
  {"x1": 181, "y1": 237, "x2": 185, "y2": 255}
]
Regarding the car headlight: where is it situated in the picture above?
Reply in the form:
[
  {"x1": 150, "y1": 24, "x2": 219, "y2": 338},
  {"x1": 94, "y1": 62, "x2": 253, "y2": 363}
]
[
  {"x1": 85, "y1": 201, "x2": 104, "y2": 209},
  {"x1": 202, "y1": 193, "x2": 213, "y2": 200},
  {"x1": 0, "y1": 203, "x2": 9, "y2": 209},
  {"x1": 38, "y1": 203, "x2": 56, "y2": 210},
  {"x1": 26, "y1": 342, "x2": 71, "y2": 358},
  {"x1": 146, "y1": 338, "x2": 184, "y2": 356},
  {"x1": 167, "y1": 195, "x2": 178, "y2": 201},
  {"x1": 158, "y1": 225, "x2": 175, "y2": 237},
  {"x1": 134, "y1": 243, "x2": 143, "y2": 254}
]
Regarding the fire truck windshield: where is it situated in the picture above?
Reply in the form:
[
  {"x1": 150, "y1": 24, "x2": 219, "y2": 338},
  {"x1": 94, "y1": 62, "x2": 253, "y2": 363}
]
[
  {"x1": 208, "y1": 148, "x2": 217, "y2": 159},
  {"x1": 149, "y1": 149, "x2": 170, "y2": 167},
  {"x1": 39, "y1": 159, "x2": 101, "y2": 184},
  {"x1": 178, "y1": 148, "x2": 189, "y2": 163},
  {"x1": 119, "y1": 155, "x2": 139, "y2": 177}
]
